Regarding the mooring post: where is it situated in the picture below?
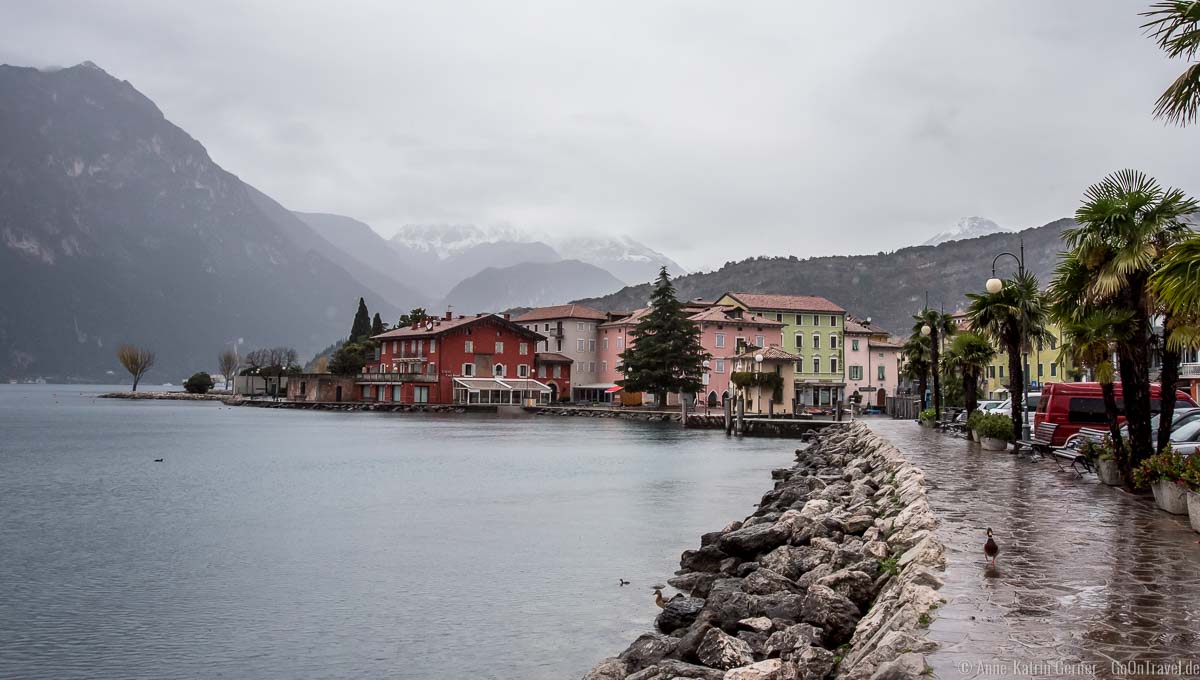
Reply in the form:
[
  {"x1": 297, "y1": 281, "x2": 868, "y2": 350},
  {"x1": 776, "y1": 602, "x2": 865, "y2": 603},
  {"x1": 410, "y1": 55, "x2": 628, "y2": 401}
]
[
  {"x1": 724, "y1": 398, "x2": 733, "y2": 435},
  {"x1": 736, "y1": 394, "x2": 745, "y2": 435},
  {"x1": 681, "y1": 396, "x2": 687, "y2": 429}
]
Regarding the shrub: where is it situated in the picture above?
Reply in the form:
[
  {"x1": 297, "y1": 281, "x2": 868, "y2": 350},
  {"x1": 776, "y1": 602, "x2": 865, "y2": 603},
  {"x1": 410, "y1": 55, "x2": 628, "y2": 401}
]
[
  {"x1": 1133, "y1": 446, "x2": 1189, "y2": 488},
  {"x1": 919, "y1": 407, "x2": 937, "y2": 423},
  {"x1": 975, "y1": 413, "x2": 1014, "y2": 441},
  {"x1": 967, "y1": 410, "x2": 985, "y2": 432},
  {"x1": 183, "y1": 372, "x2": 215, "y2": 394},
  {"x1": 1079, "y1": 437, "x2": 1115, "y2": 462},
  {"x1": 1180, "y1": 455, "x2": 1200, "y2": 491}
]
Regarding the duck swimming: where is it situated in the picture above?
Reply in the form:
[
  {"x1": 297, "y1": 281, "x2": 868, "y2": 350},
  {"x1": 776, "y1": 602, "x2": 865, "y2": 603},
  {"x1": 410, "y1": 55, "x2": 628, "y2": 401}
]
[{"x1": 984, "y1": 528, "x2": 999, "y2": 566}]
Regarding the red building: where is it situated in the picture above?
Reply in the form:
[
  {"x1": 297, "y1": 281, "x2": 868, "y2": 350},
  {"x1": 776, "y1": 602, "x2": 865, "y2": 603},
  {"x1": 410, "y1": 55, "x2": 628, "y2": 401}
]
[{"x1": 362, "y1": 312, "x2": 563, "y2": 405}]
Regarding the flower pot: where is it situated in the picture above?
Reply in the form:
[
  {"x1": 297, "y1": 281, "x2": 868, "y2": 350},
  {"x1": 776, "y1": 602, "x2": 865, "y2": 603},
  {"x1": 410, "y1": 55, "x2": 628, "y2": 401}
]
[
  {"x1": 1096, "y1": 458, "x2": 1121, "y2": 486},
  {"x1": 1188, "y1": 490, "x2": 1200, "y2": 534},
  {"x1": 980, "y1": 437, "x2": 1008, "y2": 452},
  {"x1": 1151, "y1": 479, "x2": 1189, "y2": 515},
  {"x1": 970, "y1": 429, "x2": 980, "y2": 442}
]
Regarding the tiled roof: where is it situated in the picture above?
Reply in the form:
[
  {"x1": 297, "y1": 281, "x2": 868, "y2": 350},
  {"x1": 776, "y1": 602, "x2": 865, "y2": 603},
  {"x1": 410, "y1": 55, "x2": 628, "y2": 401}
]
[
  {"x1": 869, "y1": 339, "x2": 905, "y2": 349},
  {"x1": 688, "y1": 305, "x2": 784, "y2": 326},
  {"x1": 600, "y1": 307, "x2": 651, "y2": 328},
  {"x1": 734, "y1": 346, "x2": 801, "y2": 361},
  {"x1": 373, "y1": 314, "x2": 543, "y2": 340},
  {"x1": 844, "y1": 316, "x2": 889, "y2": 335},
  {"x1": 535, "y1": 352, "x2": 573, "y2": 363},
  {"x1": 514, "y1": 304, "x2": 607, "y2": 322},
  {"x1": 723, "y1": 292, "x2": 845, "y2": 313}
]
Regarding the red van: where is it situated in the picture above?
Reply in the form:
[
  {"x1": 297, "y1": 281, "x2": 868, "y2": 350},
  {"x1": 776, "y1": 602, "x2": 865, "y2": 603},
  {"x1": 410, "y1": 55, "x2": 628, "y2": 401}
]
[{"x1": 1033, "y1": 382, "x2": 1198, "y2": 446}]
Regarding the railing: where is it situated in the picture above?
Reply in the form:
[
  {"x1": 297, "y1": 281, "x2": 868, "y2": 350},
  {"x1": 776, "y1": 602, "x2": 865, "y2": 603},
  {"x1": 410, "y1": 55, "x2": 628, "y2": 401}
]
[
  {"x1": 355, "y1": 372, "x2": 437, "y2": 383},
  {"x1": 1182, "y1": 363, "x2": 1200, "y2": 378}
]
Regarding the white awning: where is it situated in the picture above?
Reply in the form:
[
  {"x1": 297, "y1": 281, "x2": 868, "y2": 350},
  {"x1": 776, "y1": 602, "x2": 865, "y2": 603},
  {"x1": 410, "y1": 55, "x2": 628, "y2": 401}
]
[
  {"x1": 453, "y1": 377, "x2": 551, "y2": 393},
  {"x1": 577, "y1": 383, "x2": 618, "y2": 390}
]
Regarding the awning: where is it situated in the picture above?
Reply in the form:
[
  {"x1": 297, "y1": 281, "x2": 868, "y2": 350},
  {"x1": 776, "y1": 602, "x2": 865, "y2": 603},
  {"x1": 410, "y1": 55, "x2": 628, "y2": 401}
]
[
  {"x1": 453, "y1": 377, "x2": 551, "y2": 393},
  {"x1": 577, "y1": 383, "x2": 618, "y2": 391},
  {"x1": 605, "y1": 385, "x2": 623, "y2": 394}
]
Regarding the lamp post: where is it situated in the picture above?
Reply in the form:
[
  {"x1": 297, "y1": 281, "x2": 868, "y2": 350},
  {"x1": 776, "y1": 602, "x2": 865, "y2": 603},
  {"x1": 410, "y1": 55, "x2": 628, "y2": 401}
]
[
  {"x1": 986, "y1": 239, "x2": 1029, "y2": 439},
  {"x1": 755, "y1": 353, "x2": 764, "y2": 416}
]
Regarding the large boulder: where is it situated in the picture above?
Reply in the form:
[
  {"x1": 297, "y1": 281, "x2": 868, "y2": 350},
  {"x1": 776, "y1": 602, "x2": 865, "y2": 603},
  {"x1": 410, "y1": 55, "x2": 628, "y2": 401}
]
[
  {"x1": 816, "y1": 569, "x2": 875, "y2": 609},
  {"x1": 784, "y1": 644, "x2": 836, "y2": 680},
  {"x1": 759, "y1": 545, "x2": 828, "y2": 581},
  {"x1": 582, "y1": 657, "x2": 629, "y2": 680},
  {"x1": 743, "y1": 568, "x2": 803, "y2": 596},
  {"x1": 682, "y1": 545, "x2": 730, "y2": 573},
  {"x1": 671, "y1": 572, "x2": 720, "y2": 598},
  {"x1": 656, "y1": 597, "x2": 707, "y2": 633},
  {"x1": 705, "y1": 589, "x2": 758, "y2": 630},
  {"x1": 620, "y1": 633, "x2": 679, "y2": 671},
  {"x1": 696, "y1": 628, "x2": 755, "y2": 671},
  {"x1": 718, "y1": 522, "x2": 790, "y2": 556},
  {"x1": 725, "y1": 659, "x2": 783, "y2": 680},
  {"x1": 757, "y1": 591, "x2": 806, "y2": 621},
  {"x1": 868, "y1": 653, "x2": 927, "y2": 680},
  {"x1": 625, "y1": 659, "x2": 724, "y2": 680},
  {"x1": 763, "y1": 623, "x2": 822, "y2": 658},
  {"x1": 800, "y1": 584, "x2": 861, "y2": 646}
]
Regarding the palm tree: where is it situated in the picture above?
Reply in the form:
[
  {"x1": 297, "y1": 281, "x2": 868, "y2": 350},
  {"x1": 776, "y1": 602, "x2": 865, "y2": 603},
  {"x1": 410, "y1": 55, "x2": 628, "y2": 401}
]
[
  {"x1": 967, "y1": 271, "x2": 1050, "y2": 442},
  {"x1": 1141, "y1": 1, "x2": 1200, "y2": 126},
  {"x1": 902, "y1": 334, "x2": 932, "y2": 411},
  {"x1": 1062, "y1": 169, "x2": 1197, "y2": 464},
  {"x1": 912, "y1": 309, "x2": 957, "y2": 420},
  {"x1": 942, "y1": 332, "x2": 997, "y2": 416},
  {"x1": 1058, "y1": 309, "x2": 1135, "y2": 486}
]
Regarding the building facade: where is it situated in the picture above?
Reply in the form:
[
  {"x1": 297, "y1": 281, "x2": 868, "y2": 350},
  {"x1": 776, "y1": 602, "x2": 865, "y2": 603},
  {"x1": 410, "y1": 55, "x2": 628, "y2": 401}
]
[
  {"x1": 715, "y1": 293, "x2": 847, "y2": 410},
  {"x1": 689, "y1": 305, "x2": 785, "y2": 407},
  {"x1": 843, "y1": 317, "x2": 902, "y2": 408},
  {"x1": 514, "y1": 304, "x2": 606, "y2": 401},
  {"x1": 981, "y1": 322, "x2": 1073, "y2": 399}
]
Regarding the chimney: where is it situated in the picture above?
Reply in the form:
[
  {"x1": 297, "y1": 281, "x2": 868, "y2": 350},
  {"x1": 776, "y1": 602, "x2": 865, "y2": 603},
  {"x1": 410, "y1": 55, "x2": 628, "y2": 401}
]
[
  {"x1": 444, "y1": 310, "x2": 453, "y2": 320},
  {"x1": 503, "y1": 313, "x2": 511, "y2": 320},
  {"x1": 476, "y1": 312, "x2": 484, "y2": 318},
  {"x1": 458, "y1": 314, "x2": 465, "y2": 319}
]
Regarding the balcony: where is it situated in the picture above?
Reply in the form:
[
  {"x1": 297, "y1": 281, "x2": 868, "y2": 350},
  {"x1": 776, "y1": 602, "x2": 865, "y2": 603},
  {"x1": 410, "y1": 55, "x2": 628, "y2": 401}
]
[
  {"x1": 1182, "y1": 363, "x2": 1200, "y2": 378},
  {"x1": 355, "y1": 372, "x2": 437, "y2": 383}
]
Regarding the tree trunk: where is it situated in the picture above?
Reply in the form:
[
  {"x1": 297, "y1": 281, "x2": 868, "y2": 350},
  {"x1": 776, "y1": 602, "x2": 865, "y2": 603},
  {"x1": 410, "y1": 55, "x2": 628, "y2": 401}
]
[
  {"x1": 930, "y1": 330, "x2": 942, "y2": 419},
  {"x1": 963, "y1": 367, "x2": 978, "y2": 414},
  {"x1": 1100, "y1": 379, "x2": 1130, "y2": 487},
  {"x1": 917, "y1": 374, "x2": 928, "y2": 410},
  {"x1": 1007, "y1": 332, "x2": 1024, "y2": 442},
  {"x1": 1118, "y1": 275, "x2": 1154, "y2": 467},
  {"x1": 1157, "y1": 317, "x2": 1180, "y2": 455}
]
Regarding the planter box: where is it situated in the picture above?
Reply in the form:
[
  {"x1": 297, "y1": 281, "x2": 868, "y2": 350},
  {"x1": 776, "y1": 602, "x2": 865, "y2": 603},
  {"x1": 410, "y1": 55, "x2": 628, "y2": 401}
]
[
  {"x1": 1151, "y1": 479, "x2": 1189, "y2": 515},
  {"x1": 1096, "y1": 458, "x2": 1121, "y2": 486},
  {"x1": 970, "y1": 429, "x2": 980, "y2": 442},
  {"x1": 980, "y1": 437, "x2": 1008, "y2": 451},
  {"x1": 1189, "y1": 490, "x2": 1200, "y2": 534}
]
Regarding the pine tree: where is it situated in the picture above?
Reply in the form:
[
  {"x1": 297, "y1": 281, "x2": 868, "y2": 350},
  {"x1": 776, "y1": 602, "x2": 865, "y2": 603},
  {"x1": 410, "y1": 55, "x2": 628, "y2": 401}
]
[
  {"x1": 349, "y1": 297, "x2": 371, "y2": 342},
  {"x1": 617, "y1": 267, "x2": 710, "y2": 405},
  {"x1": 371, "y1": 312, "x2": 385, "y2": 336}
]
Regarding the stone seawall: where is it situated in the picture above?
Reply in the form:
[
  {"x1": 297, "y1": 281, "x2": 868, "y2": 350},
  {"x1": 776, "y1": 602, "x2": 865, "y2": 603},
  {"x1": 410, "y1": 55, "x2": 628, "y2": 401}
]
[
  {"x1": 582, "y1": 421, "x2": 945, "y2": 680},
  {"x1": 99, "y1": 391, "x2": 232, "y2": 401}
]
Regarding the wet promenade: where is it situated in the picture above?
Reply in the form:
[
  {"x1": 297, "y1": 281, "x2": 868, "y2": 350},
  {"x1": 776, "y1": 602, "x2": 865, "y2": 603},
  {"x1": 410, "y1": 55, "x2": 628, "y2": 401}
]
[{"x1": 866, "y1": 419, "x2": 1200, "y2": 680}]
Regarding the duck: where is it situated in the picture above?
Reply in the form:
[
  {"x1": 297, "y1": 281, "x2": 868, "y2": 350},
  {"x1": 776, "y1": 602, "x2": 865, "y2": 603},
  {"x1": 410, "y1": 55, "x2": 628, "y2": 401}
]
[
  {"x1": 618, "y1": 579, "x2": 630, "y2": 586},
  {"x1": 984, "y1": 528, "x2": 999, "y2": 566},
  {"x1": 652, "y1": 585, "x2": 667, "y2": 608},
  {"x1": 153, "y1": 458, "x2": 164, "y2": 463}
]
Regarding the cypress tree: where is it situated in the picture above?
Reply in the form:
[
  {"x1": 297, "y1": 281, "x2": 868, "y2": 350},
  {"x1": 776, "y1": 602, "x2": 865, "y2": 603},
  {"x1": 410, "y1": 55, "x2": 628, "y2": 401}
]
[
  {"x1": 371, "y1": 312, "x2": 385, "y2": 336},
  {"x1": 349, "y1": 297, "x2": 371, "y2": 342},
  {"x1": 617, "y1": 267, "x2": 710, "y2": 405}
]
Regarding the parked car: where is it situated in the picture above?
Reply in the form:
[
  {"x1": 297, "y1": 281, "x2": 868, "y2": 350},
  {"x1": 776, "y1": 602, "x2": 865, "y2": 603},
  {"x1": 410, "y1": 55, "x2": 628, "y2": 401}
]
[
  {"x1": 978, "y1": 400, "x2": 1006, "y2": 413},
  {"x1": 1033, "y1": 382, "x2": 1198, "y2": 447},
  {"x1": 991, "y1": 393, "x2": 1042, "y2": 417},
  {"x1": 1166, "y1": 416, "x2": 1200, "y2": 456},
  {"x1": 1064, "y1": 407, "x2": 1200, "y2": 448}
]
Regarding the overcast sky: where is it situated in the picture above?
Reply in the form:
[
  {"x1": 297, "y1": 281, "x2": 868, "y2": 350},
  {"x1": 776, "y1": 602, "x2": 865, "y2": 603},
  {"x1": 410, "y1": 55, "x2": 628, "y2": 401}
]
[{"x1": 3, "y1": 1, "x2": 1199, "y2": 271}]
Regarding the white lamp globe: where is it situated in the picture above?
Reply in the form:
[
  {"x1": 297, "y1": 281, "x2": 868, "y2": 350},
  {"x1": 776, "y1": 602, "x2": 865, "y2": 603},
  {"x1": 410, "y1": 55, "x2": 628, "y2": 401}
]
[
  {"x1": 755, "y1": 353, "x2": 764, "y2": 364},
  {"x1": 921, "y1": 324, "x2": 931, "y2": 337},
  {"x1": 986, "y1": 277, "x2": 1003, "y2": 294}
]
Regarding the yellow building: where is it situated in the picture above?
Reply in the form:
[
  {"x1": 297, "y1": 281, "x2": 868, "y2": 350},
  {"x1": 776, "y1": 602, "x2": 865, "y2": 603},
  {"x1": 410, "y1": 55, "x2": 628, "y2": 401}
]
[{"x1": 982, "y1": 322, "x2": 1076, "y2": 399}]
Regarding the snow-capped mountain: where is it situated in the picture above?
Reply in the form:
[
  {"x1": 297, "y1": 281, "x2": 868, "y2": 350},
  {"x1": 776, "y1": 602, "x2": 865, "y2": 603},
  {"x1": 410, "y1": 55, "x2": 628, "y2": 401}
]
[
  {"x1": 553, "y1": 235, "x2": 686, "y2": 285},
  {"x1": 921, "y1": 217, "x2": 1010, "y2": 246}
]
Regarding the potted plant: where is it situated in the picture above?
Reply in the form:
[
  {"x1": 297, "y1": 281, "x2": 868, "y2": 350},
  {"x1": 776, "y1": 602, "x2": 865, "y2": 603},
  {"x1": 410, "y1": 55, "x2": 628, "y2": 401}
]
[
  {"x1": 1181, "y1": 455, "x2": 1200, "y2": 534},
  {"x1": 966, "y1": 410, "x2": 985, "y2": 442},
  {"x1": 918, "y1": 407, "x2": 937, "y2": 428},
  {"x1": 1133, "y1": 447, "x2": 1189, "y2": 515},
  {"x1": 976, "y1": 413, "x2": 1012, "y2": 451},
  {"x1": 1083, "y1": 438, "x2": 1121, "y2": 486}
]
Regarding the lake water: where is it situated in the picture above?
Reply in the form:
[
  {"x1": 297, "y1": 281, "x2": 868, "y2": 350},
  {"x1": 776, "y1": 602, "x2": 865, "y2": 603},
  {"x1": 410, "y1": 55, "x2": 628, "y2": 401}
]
[{"x1": 0, "y1": 385, "x2": 790, "y2": 680}]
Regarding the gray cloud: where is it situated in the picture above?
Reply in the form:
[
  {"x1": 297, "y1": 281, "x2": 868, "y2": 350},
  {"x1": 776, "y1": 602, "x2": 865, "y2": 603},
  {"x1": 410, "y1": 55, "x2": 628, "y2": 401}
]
[{"x1": 3, "y1": 0, "x2": 1198, "y2": 270}]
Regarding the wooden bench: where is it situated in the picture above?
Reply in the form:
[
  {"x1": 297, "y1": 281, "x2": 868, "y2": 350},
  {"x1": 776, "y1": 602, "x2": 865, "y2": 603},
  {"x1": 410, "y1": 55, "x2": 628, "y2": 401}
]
[
  {"x1": 1015, "y1": 422, "x2": 1058, "y2": 458},
  {"x1": 1051, "y1": 427, "x2": 1105, "y2": 477}
]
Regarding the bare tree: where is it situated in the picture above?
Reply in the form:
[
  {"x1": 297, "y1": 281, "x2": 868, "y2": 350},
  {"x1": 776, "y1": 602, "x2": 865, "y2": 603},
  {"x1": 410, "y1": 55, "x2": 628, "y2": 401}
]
[
  {"x1": 116, "y1": 344, "x2": 156, "y2": 391},
  {"x1": 217, "y1": 349, "x2": 239, "y2": 390}
]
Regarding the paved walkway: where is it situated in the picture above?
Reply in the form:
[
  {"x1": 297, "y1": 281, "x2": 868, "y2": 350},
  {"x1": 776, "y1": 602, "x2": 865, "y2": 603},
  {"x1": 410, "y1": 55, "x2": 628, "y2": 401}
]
[{"x1": 866, "y1": 419, "x2": 1200, "y2": 680}]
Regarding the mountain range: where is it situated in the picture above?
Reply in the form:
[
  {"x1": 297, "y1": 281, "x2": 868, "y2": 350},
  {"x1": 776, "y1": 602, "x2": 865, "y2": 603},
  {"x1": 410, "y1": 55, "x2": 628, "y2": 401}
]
[
  {"x1": 577, "y1": 218, "x2": 1075, "y2": 336},
  {"x1": 920, "y1": 216, "x2": 1010, "y2": 246}
]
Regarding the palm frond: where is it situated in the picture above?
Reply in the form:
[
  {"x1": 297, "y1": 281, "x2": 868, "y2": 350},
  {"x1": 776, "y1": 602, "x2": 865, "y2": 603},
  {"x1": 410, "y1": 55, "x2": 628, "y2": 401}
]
[
  {"x1": 1141, "y1": 1, "x2": 1200, "y2": 60},
  {"x1": 1153, "y1": 61, "x2": 1200, "y2": 126}
]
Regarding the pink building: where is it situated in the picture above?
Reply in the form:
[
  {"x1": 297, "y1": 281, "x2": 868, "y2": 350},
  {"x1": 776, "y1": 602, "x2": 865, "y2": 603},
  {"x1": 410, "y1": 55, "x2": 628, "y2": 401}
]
[
  {"x1": 689, "y1": 306, "x2": 784, "y2": 406},
  {"x1": 843, "y1": 316, "x2": 902, "y2": 409}
]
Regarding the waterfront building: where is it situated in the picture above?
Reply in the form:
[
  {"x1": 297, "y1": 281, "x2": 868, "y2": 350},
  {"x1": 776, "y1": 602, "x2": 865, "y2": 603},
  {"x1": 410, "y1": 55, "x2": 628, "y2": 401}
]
[
  {"x1": 843, "y1": 317, "x2": 902, "y2": 408},
  {"x1": 730, "y1": 346, "x2": 800, "y2": 415},
  {"x1": 715, "y1": 293, "x2": 847, "y2": 410},
  {"x1": 688, "y1": 305, "x2": 785, "y2": 407},
  {"x1": 514, "y1": 304, "x2": 606, "y2": 401},
  {"x1": 981, "y1": 321, "x2": 1073, "y2": 400}
]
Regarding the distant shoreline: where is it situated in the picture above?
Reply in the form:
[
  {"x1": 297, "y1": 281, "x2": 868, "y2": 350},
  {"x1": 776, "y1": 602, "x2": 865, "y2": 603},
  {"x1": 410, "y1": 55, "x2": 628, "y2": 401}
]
[{"x1": 98, "y1": 391, "x2": 234, "y2": 402}]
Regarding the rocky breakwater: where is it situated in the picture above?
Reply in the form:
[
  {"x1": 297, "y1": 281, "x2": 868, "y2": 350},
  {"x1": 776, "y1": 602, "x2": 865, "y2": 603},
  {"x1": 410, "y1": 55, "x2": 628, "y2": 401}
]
[{"x1": 582, "y1": 421, "x2": 945, "y2": 680}]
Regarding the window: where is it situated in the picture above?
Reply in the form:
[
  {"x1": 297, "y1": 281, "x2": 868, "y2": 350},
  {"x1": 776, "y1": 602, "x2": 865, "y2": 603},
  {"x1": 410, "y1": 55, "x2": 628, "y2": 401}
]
[
  {"x1": 462, "y1": 363, "x2": 475, "y2": 377},
  {"x1": 493, "y1": 364, "x2": 506, "y2": 377},
  {"x1": 617, "y1": 338, "x2": 624, "y2": 350},
  {"x1": 361, "y1": 385, "x2": 371, "y2": 399},
  {"x1": 830, "y1": 334, "x2": 838, "y2": 350},
  {"x1": 988, "y1": 366, "x2": 996, "y2": 378},
  {"x1": 413, "y1": 386, "x2": 429, "y2": 403},
  {"x1": 794, "y1": 334, "x2": 803, "y2": 349},
  {"x1": 849, "y1": 366, "x2": 863, "y2": 380},
  {"x1": 519, "y1": 342, "x2": 528, "y2": 355},
  {"x1": 830, "y1": 357, "x2": 838, "y2": 374},
  {"x1": 602, "y1": 338, "x2": 609, "y2": 350},
  {"x1": 878, "y1": 365, "x2": 886, "y2": 381},
  {"x1": 755, "y1": 335, "x2": 764, "y2": 347},
  {"x1": 852, "y1": 339, "x2": 859, "y2": 351},
  {"x1": 812, "y1": 314, "x2": 819, "y2": 326},
  {"x1": 1051, "y1": 362, "x2": 1057, "y2": 377},
  {"x1": 715, "y1": 359, "x2": 725, "y2": 373},
  {"x1": 464, "y1": 340, "x2": 474, "y2": 353},
  {"x1": 299, "y1": 381, "x2": 307, "y2": 395},
  {"x1": 577, "y1": 322, "x2": 585, "y2": 331},
  {"x1": 589, "y1": 361, "x2": 596, "y2": 373},
  {"x1": 417, "y1": 339, "x2": 424, "y2": 354},
  {"x1": 999, "y1": 366, "x2": 1005, "y2": 378},
  {"x1": 813, "y1": 357, "x2": 821, "y2": 373},
  {"x1": 715, "y1": 333, "x2": 726, "y2": 348},
  {"x1": 392, "y1": 385, "x2": 402, "y2": 401},
  {"x1": 601, "y1": 361, "x2": 607, "y2": 373},
  {"x1": 830, "y1": 315, "x2": 836, "y2": 327},
  {"x1": 812, "y1": 334, "x2": 821, "y2": 350},
  {"x1": 553, "y1": 365, "x2": 562, "y2": 378},
  {"x1": 428, "y1": 362, "x2": 436, "y2": 375},
  {"x1": 588, "y1": 339, "x2": 595, "y2": 352},
  {"x1": 577, "y1": 339, "x2": 585, "y2": 352},
  {"x1": 776, "y1": 312, "x2": 783, "y2": 322},
  {"x1": 430, "y1": 339, "x2": 437, "y2": 352},
  {"x1": 1038, "y1": 363, "x2": 1044, "y2": 378},
  {"x1": 538, "y1": 364, "x2": 547, "y2": 378},
  {"x1": 518, "y1": 364, "x2": 529, "y2": 377},
  {"x1": 392, "y1": 341, "x2": 398, "y2": 354},
  {"x1": 495, "y1": 341, "x2": 504, "y2": 354}
]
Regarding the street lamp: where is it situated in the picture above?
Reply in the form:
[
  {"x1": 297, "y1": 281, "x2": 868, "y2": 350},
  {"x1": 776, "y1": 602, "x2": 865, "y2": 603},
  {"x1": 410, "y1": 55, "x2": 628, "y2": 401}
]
[
  {"x1": 920, "y1": 324, "x2": 931, "y2": 336},
  {"x1": 987, "y1": 239, "x2": 1030, "y2": 439},
  {"x1": 755, "y1": 353, "x2": 764, "y2": 416}
]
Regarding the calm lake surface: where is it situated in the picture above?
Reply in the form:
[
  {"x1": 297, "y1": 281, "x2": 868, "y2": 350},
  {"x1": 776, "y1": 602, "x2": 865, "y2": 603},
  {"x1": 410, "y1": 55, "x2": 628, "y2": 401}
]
[{"x1": 0, "y1": 385, "x2": 790, "y2": 680}]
